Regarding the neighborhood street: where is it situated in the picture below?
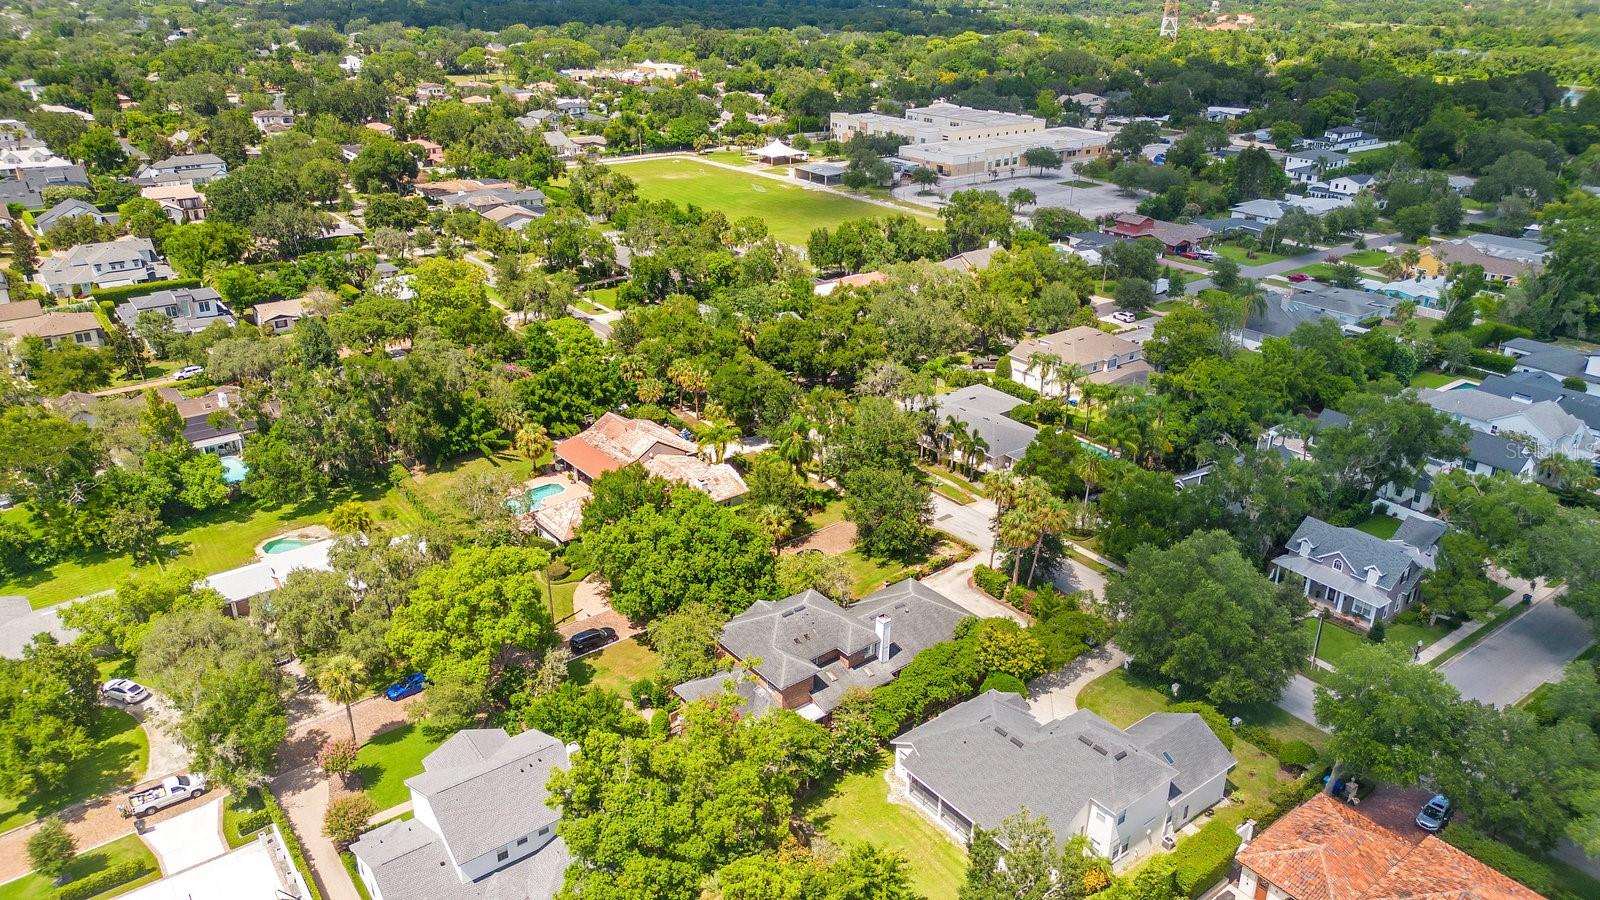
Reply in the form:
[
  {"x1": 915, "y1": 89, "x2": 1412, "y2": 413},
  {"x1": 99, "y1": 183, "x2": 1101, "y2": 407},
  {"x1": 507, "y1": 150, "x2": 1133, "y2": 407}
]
[
  {"x1": 1438, "y1": 597, "x2": 1594, "y2": 708},
  {"x1": 1182, "y1": 232, "x2": 1400, "y2": 293}
]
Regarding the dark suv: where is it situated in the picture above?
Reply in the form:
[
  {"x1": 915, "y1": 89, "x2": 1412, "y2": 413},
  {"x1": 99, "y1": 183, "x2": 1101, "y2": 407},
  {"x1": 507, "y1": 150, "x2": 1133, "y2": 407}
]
[{"x1": 569, "y1": 626, "x2": 619, "y2": 656}]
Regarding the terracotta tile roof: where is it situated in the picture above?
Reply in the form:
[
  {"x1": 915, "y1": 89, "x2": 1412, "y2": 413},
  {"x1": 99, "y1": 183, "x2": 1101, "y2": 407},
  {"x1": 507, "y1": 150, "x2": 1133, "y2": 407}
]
[
  {"x1": 1239, "y1": 794, "x2": 1544, "y2": 900},
  {"x1": 554, "y1": 412, "x2": 697, "y2": 480},
  {"x1": 1009, "y1": 325, "x2": 1140, "y2": 368},
  {"x1": 641, "y1": 453, "x2": 748, "y2": 503}
]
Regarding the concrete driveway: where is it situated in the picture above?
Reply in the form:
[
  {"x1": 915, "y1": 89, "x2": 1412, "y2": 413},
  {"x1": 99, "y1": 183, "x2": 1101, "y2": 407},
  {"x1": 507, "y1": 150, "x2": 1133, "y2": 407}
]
[
  {"x1": 140, "y1": 796, "x2": 226, "y2": 874},
  {"x1": 0, "y1": 594, "x2": 80, "y2": 658},
  {"x1": 1437, "y1": 597, "x2": 1594, "y2": 707}
]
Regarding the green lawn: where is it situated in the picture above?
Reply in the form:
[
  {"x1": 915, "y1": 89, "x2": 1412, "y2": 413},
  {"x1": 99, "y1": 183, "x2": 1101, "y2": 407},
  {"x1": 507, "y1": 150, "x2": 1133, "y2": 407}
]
[
  {"x1": 223, "y1": 788, "x2": 269, "y2": 849},
  {"x1": 0, "y1": 834, "x2": 157, "y2": 900},
  {"x1": 1340, "y1": 250, "x2": 1391, "y2": 268},
  {"x1": 1411, "y1": 370, "x2": 1466, "y2": 389},
  {"x1": 1285, "y1": 262, "x2": 1341, "y2": 281},
  {"x1": 801, "y1": 762, "x2": 966, "y2": 900},
  {"x1": 584, "y1": 287, "x2": 620, "y2": 310},
  {"x1": 1214, "y1": 244, "x2": 1288, "y2": 266},
  {"x1": 567, "y1": 638, "x2": 662, "y2": 697},
  {"x1": 0, "y1": 451, "x2": 530, "y2": 609},
  {"x1": 613, "y1": 157, "x2": 939, "y2": 245},
  {"x1": 703, "y1": 150, "x2": 753, "y2": 166},
  {"x1": 0, "y1": 708, "x2": 148, "y2": 833},
  {"x1": 1076, "y1": 671, "x2": 1288, "y2": 830},
  {"x1": 107, "y1": 359, "x2": 181, "y2": 389},
  {"x1": 355, "y1": 724, "x2": 448, "y2": 811},
  {"x1": 1303, "y1": 617, "x2": 1450, "y2": 671},
  {"x1": 1353, "y1": 514, "x2": 1402, "y2": 539}
]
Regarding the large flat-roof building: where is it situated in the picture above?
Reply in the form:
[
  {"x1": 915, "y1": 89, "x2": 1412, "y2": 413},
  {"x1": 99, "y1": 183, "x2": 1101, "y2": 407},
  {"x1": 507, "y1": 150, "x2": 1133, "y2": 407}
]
[
  {"x1": 830, "y1": 102, "x2": 1109, "y2": 180},
  {"x1": 896, "y1": 126, "x2": 1110, "y2": 179}
]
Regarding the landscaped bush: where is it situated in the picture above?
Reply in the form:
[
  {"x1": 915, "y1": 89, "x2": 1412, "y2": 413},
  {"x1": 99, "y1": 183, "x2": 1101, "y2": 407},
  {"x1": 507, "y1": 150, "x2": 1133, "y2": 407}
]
[
  {"x1": 89, "y1": 278, "x2": 202, "y2": 304},
  {"x1": 1464, "y1": 321, "x2": 1533, "y2": 348},
  {"x1": 56, "y1": 859, "x2": 155, "y2": 900},
  {"x1": 1259, "y1": 774, "x2": 1323, "y2": 828},
  {"x1": 973, "y1": 564, "x2": 1010, "y2": 601},
  {"x1": 324, "y1": 794, "x2": 379, "y2": 850},
  {"x1": 1234, "y1": 725, "x2": 1281, "y2": 758},
  {"x1": 980, "y1": 672, "x2": 1027, "y2": 696},
  {"x1": 1444, "y1": 824, "x2": 1560, "y2": 897},
  {"x1": 868, "y1": 621, "x2": 985, "y2": 739},
  {"x1": 235, "y1": 807, "x2": 272, "y2": 837},
  {"x1": 1278, "y1": 740, "x2": 1319, "y2": 772},
  {"x1": 1171, "y1": 818, "x2": 1243, "y2": 898},
  {"x1": 1169, "y1": 701, "x2": 1235, "y2": 750},
  {"x1": 1468, "y1": 349, "x2": 1515, "y2": 374}
]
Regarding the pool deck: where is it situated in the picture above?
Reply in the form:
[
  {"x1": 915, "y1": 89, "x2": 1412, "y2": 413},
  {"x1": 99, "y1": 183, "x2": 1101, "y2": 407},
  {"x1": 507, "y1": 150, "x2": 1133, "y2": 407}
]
[
  {"x1": 254, "y1": 524, "x2": 332, "y2": 557},
  {"x1": 512, "y1": 472, "x2": 590, "y2": 541}
]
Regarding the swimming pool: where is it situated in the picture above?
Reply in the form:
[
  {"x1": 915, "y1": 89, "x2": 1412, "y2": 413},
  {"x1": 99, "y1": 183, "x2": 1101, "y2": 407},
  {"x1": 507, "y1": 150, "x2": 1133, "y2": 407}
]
[
  {"x1": 220, "y1": 455, "x2": 249, "y2": 484},
  {"x1": 262, "y1": 537, "x2": 317, "y2": 554},
  {"x1": 506, "y1": 483, "x2": 566, "y2": 515},
  {"x1": 1076, "y1": 437, "x2": 1113, "y2": 458}
]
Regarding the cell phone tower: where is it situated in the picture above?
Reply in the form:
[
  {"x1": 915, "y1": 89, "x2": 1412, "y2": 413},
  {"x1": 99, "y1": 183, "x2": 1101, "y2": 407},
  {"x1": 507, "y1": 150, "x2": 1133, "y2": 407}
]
[{"x1": 1160, "y1": 0, "x2": 1181, "y2": 38}]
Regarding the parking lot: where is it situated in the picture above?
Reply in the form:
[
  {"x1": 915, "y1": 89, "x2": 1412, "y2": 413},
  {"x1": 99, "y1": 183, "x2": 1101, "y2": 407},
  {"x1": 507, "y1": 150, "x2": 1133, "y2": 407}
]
[{"x1": 892, "y1": 170, "x2": 1139, "y2": 220}]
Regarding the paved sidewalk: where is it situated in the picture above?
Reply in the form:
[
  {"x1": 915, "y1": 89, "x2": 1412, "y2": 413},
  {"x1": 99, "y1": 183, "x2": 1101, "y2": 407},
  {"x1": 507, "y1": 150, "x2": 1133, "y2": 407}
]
[
  {"x1": 1416, "y1": 582, "x2": 1543, "y2": 665},
  {"x1": 273, "y1": 766, "x2": 359, "y2": 900},
  {"x1": 1027, "y1": 644, "x2": 1128, "y2": 722}
]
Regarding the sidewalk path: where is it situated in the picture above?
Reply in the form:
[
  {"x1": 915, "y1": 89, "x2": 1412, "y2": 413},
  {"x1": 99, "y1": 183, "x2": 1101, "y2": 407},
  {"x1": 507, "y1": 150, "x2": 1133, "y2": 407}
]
[
  {"x1": 1416, "y1": 582, "x2": 1544, "y2": 666},
  {"x1": 272, "y1": 766, "x2": 359, "y2": 900},
  {"x1": 1027, "y1": 644, "x2": 1128, "y2": 722}
]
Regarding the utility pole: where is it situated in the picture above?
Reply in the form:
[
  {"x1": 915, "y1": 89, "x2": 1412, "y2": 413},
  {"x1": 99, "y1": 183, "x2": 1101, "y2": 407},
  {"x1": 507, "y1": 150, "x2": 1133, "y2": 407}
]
[{"x1": 1159, "y1": 0, "x2": 1181, "y2": 38}]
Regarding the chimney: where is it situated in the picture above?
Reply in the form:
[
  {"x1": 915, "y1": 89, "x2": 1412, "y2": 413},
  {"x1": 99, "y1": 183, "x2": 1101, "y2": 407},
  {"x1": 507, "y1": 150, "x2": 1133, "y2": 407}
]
[
  {"x1": 217, "y1": 391, "x2": 229, "y2": 408},
  {"x1": 874, "y1": 615, "x2": 892, "y2": 663}
]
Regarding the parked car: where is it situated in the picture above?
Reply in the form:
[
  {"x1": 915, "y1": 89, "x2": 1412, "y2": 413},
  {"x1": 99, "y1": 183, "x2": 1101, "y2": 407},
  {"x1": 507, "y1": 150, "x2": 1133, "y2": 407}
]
[
  {"x1": 1194, "y1": 249, "x2": 1218, "y2": 262},
  {"x1": 1178, "y1": 250, "x2": 1200, "y2": 260},
  {"x1": 100, "y1": 679, "x2": 151, "y2": 704},
  {"x1": 173, "y1": 365, "x2": 204, "y2": 381},
  {"x1": 1416, "y1": 794, "x2": 1451, "y2": 832},
  {"x1": 1111, "y1": 311, "x2": 1137, "y2": 323},
  {"x1": 384, "y1": 673, "x2": 428, "y2": 701},
  {"x1": 1287, "y1": 273, "x2": 1313, "y2": 283},
  {"x1": 569, "y1": 626, "x2": 619, "y2": 656},
  {"x1": 120, "y1": 773, "x2": 207, "y2": 818}
]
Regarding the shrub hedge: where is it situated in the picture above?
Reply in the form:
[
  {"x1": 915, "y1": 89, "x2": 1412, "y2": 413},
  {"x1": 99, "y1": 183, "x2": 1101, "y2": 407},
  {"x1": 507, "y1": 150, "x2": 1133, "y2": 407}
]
[
  {"x1": 1235, "y1": 724, "x2": 1281, "y2": 758},
  {"x1": 980, "y1": 672, "x2": 1027, "y2": 696},
  {"x1": 1444, "y1": 825, "x2": 1561, "y2": 897},
  {"x1": 1468, "y1": 349, "x2": 1515, "y2": 374},
  {"x1": 263, "y1": 789, "x2": 326, "y2": 900},
  {"x1": 868, "y1": 622, "x2": 985, "y2": 739},
  {"x1": 89, "y1": 277, "x2": 202, "y2": 304},
  {"x1": 1279, "y1": 740, "x2": 1319, "y2": 771},
  {"x1": 1171, "y1": 818, "x2": 1243, "y2": 898},
  {"x1": 973, "y1": 564, "x2": 1010, "y2": 601},
  {"x1": 56, "y1": 859, "x2": 155, "y2": 900}
]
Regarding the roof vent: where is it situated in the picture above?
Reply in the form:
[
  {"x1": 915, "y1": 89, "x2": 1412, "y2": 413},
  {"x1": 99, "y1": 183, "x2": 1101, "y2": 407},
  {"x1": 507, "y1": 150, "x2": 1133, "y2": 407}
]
[
  {"x1": 1010, "y1": 736, "x2": 1024, "y2": 749},
  {"x1": 994, "y1": 727, "x2": 1009, "y2": 738},
  {"x1": 1114, "y1": 750, "x2": 1128, "y2": 761},
  {"x1": 1092, "y1": 744, "x2": 1109, "y2": 756},
  {"x1": 1162, "y1": 751, "x2": 1175, "y2": 765},
  {"x1": 1077, "y1": 735, "x2": 1094, "y2": 747}
]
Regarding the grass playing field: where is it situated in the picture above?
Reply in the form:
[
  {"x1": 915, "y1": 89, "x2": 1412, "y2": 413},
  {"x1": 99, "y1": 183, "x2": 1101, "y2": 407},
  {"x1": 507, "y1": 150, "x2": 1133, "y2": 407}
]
[{"x1": 612, "y1": 157, "x2": 939, "y2": 245}]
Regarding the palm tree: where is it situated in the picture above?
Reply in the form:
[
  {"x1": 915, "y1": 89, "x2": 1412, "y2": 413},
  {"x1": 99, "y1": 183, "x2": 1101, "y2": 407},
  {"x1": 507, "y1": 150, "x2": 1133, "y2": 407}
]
[
  {"x1": 982, "y1": 471, "x2": 1023, "y2": 567},
  {"x1": 514, "y1": 424, "x2": 554, "y2": 467},
  {"x1": 999, "y1": 506, "x2": 1041, "y2": 585},
  {"x1": 696, "y1": 417, "x2": 740, "y2": 464},
  {"x1": 666, "y1": 358, "x2": 709, "y2": 416},
  {"x1": 1026, "y1": 495, "x2": 1072, "y2": 591},
  {"x1": 965, "y1": 433, "x2": 990, "y2": 477},
  {"x1": 1076, "y1": 449, "x2": 1102, "y2": 507},
  {"x1": 318, "y1": 654, "x2": 367, "y2": 743},
  {"x1": 774, "y1": 416, "x2": 816, "y2": 474},
  {"x1": 941, "y1": 416, "x2": 966, "y2": 468},
  {"x1": 1027, "y1": 351, "x2": 1061, "y2": 396}
]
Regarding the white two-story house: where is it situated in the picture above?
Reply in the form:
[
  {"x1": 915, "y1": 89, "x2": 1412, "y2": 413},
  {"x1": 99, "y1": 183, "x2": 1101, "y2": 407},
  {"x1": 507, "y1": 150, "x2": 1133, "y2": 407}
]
[
  {"x1": 1009, "y1": 325, "x2": 1150, "y2": 401},
  {"x1": 36, "y1": 237, "x2": 171, "y2": 297},
  {"x1": 1419, "y1": 386, "x2": 1592, "y2": 462},
  {"x1": 349, "y1": 728, "x2": 572, "y2": 900},
  {"x1": 1270, "y1": 516, "x2": 1442, "y2": 626},
  {"x1": 892, "y1": 690, "x2": 1234, "y2": 865}
]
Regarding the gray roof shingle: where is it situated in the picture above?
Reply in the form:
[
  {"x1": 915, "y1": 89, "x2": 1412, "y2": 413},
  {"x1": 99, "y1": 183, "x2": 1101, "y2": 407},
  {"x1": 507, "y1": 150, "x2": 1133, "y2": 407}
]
[
  {"x1": 404, "y1": 728, "x2": 568, "y2": 864},
  {"x1": 935, "y1": 384, "x2": 1038, "y2": 462}
]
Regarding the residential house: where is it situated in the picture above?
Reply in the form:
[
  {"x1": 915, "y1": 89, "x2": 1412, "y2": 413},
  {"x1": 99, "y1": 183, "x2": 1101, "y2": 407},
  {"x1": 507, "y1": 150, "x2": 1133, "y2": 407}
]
[
  {"x1": 349, "y1": 728, "x2": 572, "y2": 900},
  {"x1": 38, "y1": 104, "x2": 93, "y2": 122},
  {"x1": 542, "y1": 131, "x2": 579, "y2": 158},
  {"x1": 0, "y1": 163, "x2": 90, "y2": 208},
  {"x1": 141, "y1": 183, "x2": 208, "y2": 223},
  {"x1": 1418, "y1": 386, "x2": 1591, "y2": 462},
  {"x1": 171, "y1": 385, "x2": 254, "y2": 455},
  {"x1": 554, "y1": 97, "x2": 590, "y2": 117},
  {"x1": 516, "y1": 109, "x2": 557, "y2": 131},
  {"x1": 1360, "y1": 274, "x2": 1447, "y2": 308},
  {"x1": 1307, "y1": 125, "x2": 1381, "y2": 152},
  {"x1": 1236, "y1": 792, "x2": 1540, "y2": 900},
  {"x1": 1501, "y1": 337, "x2": 1600, "y2": 392},
  {"x1": 14, "y1": 79, "x2": 43, "y2": 101},
  {"x1": 1102, "y1": 214, "x2": 1212, "y2": 254},
  {"x1": 339, "y1": 55, "x2": 363, "y2": 75},
  {"x1": 1282, "y1": 148, "x2": 1347, "y2": 185},
  {"x1": 0, "y1": 145, "x2": 76, "y2": 178},
  {"x1": 1008, "y1": 325, "x2": 1150, "y2": 399},
  {"x1": 1269, "y1": 515, "x2": 1441, "y2": 625},
  {"x1": 415, "y1": 83, "x2": 448, "y2": 103},
  {"x1": 134, "y1": 153, "x2": 229, "y2": 187},
  {"x1": 939, "y1": 245, "x2": 1002, "y2": 274},
  {"x1": 114, "y1": 285, "x2": 232, "y2": 334},
  {"x1": 250, "y1": 108, "x2": 296, "y2": 134},
  {"x1": 1064, "y1": 92, "x2": 1109, "y2": 115},
  {"x1": 405, "y1": 138, "x2": 445, "y2": 166},
  {"x1": 554, "y1": 412, "x2": 747, "y2": 502},
  {"x1": 673, "y1": 580, "x2": 970, "y2": 721},
  {"x1": 1204, "y1": 105, "x2": 1251, "y2": 122},
  {"x1": 636, "y1": 60, "x2": 687, "y2": 80},
  {"x1": 813, "y1": 271, "x2": 888, "y2": 296},
  {"x1": 1241, "y1": 284, "x2": 1398, "y2": 348},
  {"x1": 33, "y1": 198, "x2": 116, "y2": 235},
  {"x1": 1478, "y1": 370, "x2": 1600, "y2": 444},
  {"x1": 1230, "y1": 195, "x2": 1350, "y2": 226},
  {"x1": 930, "y1": 383, "x2": 1039, "y2": 471},
  {"x1": 0, "y1": 302, "x2": 105, "y2": 349},
  {"x1": 1414, "y1": 235, "x2": 1546, "y2": 285},
  {"x1": 37, "y1": 236, "x2": 170, "y2": 297},
  {"x1": 1255, "y1": 408, "x2": 1350, "y2": 462},
  {"x1": 892, "y1": 690, "x2": 1234, "y2": 863},
  {"x1": 365, "y1": 122, "x2": 395, "y2": 136},
  {"x1": 1307, "y1": 172, "x2": 1375, "y2": 200},
  {"x1": 250, "y1": 297, "x2": 311, "y2": 332}
]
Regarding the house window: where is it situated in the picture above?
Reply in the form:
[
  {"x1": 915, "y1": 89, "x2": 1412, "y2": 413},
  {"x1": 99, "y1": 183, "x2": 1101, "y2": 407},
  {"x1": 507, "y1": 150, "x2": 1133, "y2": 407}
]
[
  {"x1": 74, "y1": 332, "x2": 93, "y2": 344},
  {"x1": 517, "y1": 837, "x2": 528, "y2": 846},
  {"x1": 496, "y1": 849, "x2": 510, "y2": 862},
  {"x1": 1115, "y1": 811, "x2": 1126, "y2": 826},
  {"x1": 1113, "y1": 841, "x2": 1129, "y2": 860},
  {"x1": 1331, "y1": 559, "x2": 1342, "y2": 571},
  {"x1": 538, "y1": 826, "x2": 549, "y2": 836}
]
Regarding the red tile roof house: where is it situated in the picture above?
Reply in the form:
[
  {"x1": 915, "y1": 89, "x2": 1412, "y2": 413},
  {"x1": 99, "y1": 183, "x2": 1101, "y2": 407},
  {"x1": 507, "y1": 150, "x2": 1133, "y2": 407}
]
[
  {"x1": 1236, "y1": 792, "x2": 1544, "y2": 900},
  {"x1": 1103, "y1": 213, "x2": 1213, "y2": 254},
  {"x1": 554, "y1": 412, "x2": 748, "y2": 503}
]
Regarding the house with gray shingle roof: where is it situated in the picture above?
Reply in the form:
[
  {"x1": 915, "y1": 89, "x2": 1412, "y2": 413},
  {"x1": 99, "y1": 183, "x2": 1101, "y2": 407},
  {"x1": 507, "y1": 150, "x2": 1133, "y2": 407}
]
[
  {"x1": 891, "y1": 691, "x2": 1234, "y2": 864},
  {"x1": 1501, "y1": 337, "x2": 1600, "y2": 391},
  {"x1": 1270, "y1": 516, "x2": 1441, "y2": 626},
  {"x1": 34, "y1": 198, "x2": 116, "y2": 235},
  {"x1": 349, "y1": 727, "x2": 571, "y2": 900},
  {"x1": 931, "y1": 383, "x2": 1038, "y2": 471},
  {"x1": 673, "y1": 580, "x2": 969, "y2": 721},
  {"x1": 1419, "y1": 387, "x2": 1591, "y2": 462}
]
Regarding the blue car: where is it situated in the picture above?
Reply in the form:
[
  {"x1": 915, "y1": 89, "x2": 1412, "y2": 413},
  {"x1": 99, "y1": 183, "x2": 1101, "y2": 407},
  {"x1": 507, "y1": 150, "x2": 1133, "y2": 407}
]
[
  {"x1": 1416, "y1": 794, "x2": 1451, "y2": 832},
  {"x1": 385, "y1": 673, "x2": 428, "y2": 701}
]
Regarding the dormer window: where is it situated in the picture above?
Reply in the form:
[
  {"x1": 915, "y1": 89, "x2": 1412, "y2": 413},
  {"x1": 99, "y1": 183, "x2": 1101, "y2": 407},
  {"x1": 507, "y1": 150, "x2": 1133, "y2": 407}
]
[{"x1": 1331, "y1": 559, "x2": 1342, "y2": 571}]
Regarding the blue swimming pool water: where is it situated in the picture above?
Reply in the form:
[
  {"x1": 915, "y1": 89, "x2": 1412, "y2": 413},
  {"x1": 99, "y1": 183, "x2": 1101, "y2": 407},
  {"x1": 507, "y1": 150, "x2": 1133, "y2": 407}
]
[
  {"x1": 1076, "y1": 438, "x2": 1113, "y2": 458},
  {"x1": 262, "y1": 537, "x2": 316, "y2": 554},
  {"x1": 220, "y1": 455, "x2": 249, "y2": 484},
  {"x1": 506, "y1": 483, "x2": 566, "y2": 515}
]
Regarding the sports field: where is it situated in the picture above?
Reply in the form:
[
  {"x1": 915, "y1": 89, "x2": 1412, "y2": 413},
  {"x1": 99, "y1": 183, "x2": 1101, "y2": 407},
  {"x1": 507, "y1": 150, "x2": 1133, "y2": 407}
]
[{"x1": 612, "y1": 157, "x2": 939, "y2": 245}]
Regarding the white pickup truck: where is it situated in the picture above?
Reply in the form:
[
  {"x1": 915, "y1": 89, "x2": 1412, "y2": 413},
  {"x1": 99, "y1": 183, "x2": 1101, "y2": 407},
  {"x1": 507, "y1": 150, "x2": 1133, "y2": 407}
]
[{"x1": 120, "y1": 773, "x2": 208, "y2": 818}]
